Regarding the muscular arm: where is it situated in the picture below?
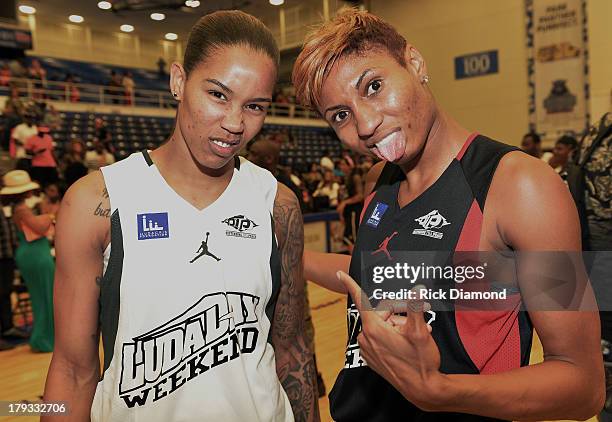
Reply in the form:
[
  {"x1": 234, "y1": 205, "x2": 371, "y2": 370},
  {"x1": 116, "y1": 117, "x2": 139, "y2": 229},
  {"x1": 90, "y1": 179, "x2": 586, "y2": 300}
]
[
  {"x1": 303, "y1": 161, "x2": 385, "y2": 293},
  {"x1": 272, "y1": 183, "x2": 320, "y2": 422},
  {"x1": 433, "y1": 153, "x2": 605, "y2": 420},
  {"x1": 42, "y1": 172, "x2": 110, "y2": 421}
]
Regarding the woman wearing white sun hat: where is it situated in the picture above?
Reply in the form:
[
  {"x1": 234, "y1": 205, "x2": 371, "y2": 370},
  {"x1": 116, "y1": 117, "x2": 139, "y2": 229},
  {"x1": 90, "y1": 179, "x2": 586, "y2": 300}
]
[{"x1": 1, "y1": 170, "x2": 55, "y2": 352}]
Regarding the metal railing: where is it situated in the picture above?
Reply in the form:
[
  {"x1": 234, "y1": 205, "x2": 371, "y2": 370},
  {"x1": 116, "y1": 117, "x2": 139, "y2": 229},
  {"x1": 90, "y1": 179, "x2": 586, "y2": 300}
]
[{"x1": 0, "y1": 77, "x2": 318, "y2": 119}]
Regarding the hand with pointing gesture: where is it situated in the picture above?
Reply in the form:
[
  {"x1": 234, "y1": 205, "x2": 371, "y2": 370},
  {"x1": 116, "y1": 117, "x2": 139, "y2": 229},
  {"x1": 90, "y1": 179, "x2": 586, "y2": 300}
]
[{"x1": 337, "y1": 271, "x2": 449, "y2": 411}]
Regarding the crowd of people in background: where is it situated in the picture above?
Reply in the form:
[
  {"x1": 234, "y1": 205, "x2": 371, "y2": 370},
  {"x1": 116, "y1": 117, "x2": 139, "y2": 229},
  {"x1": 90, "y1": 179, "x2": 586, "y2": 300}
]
[
  {"x1": 0, "y1": 58, "x2": 139, "y2": 106},
  {"x1": 0, "y1": 98, "x2": 122, "y2": 352},
  {"x1": 0, "y1": 85, "x2": 608, "y2": 354}
]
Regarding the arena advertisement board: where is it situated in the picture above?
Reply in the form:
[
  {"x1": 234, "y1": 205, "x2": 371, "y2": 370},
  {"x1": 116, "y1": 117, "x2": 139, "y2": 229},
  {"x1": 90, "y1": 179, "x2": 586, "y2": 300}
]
[{"x1": 526, "y1": 0, "x2": 589, "y2": 136}]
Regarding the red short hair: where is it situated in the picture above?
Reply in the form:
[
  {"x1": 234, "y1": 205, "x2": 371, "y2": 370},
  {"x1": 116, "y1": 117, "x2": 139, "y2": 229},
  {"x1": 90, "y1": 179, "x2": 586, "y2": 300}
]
[{"x1": 292, "y1": 8, "x2": 407, "y2": 112}]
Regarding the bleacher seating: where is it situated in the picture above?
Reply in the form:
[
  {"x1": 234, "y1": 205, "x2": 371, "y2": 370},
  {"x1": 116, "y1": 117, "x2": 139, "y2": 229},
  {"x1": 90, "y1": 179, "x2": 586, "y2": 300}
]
[
  {"x1": 0, "y1": 56, "x2": 170, "y2": 107},
  {"x1": 53, "y1": 112, "x2": 173, "y2": 160},
  {"x1": 52, "y1": 113, "x2": 342, "y2": 167},
  {"x1": 1, "y1": 56, "x2": 167, "y2": 91}
]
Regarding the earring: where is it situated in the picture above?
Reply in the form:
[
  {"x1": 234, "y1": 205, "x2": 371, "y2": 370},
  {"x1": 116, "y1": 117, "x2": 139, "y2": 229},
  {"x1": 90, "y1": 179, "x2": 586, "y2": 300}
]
[
  {"x1": 421, "y1": 75, "x2": 430, "y2": 84},
  {"x1": 172, "y1": 92, "x2": 178, "y2": 98}
]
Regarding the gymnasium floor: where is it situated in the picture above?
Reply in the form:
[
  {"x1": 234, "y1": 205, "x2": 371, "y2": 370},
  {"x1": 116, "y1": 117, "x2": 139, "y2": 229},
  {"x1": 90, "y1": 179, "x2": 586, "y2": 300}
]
[{"x1": 0, "y1": 282, "x2": 597, "y2": 422}]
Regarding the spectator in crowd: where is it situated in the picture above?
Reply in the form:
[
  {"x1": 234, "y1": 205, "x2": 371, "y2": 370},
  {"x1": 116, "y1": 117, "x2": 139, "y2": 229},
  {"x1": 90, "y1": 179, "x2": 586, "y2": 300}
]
[
  {"x1": 0, "y1": 64, "x2": 10, "y2": 87},
  {"x1": 320, "y1": 149, "x2": 335, "y2": 171},
  {"x1": 42, "y1": 104, "x2": 62, "y2": 132},
  {"x1": 359, "y1": 155, "x2": 375, "y2": 174},
  {"x1": 60, "y1": 139, "x2": 88, "y2": 189},
  {"x1": 0, "y1": 205, "x2": 28, "y2": 351},
  {"x1": 336, "y1": 156, "x2": 363, "y2": 248},
  {"x1": 84, "y1": 140, "x2": 115, "y2": 172},
  {"x1": 28, "y1": 59, "x2": 47, "y2": 100},
  {"x1": 561, "y1": 112, "x2": 612, "y2": 420},
  {"x1": 156, "y1": 57, "x2": 167, "y2": 78},
  {"x1": 25, "y1": 126, "x2": 58, "y2": 187},
  {"x1": 64, "y1": 74, "x2": 80, "y2": 103},
  {"x1": 313, "y1": 169, "x2": 340, "y2": 207},
  {"x1": 107, "y1": 70, "x2": 122, "y2": 104},
  {"x1": 8, "y1": 59, "x2": 26, "y2": 80},
  {"x1": 8, "y1": 59, "x2": 27, "y2": 93},
  {"x1": 0, "y1": 102, "x2": 21, "y2": 152},
  {"x1": 38, "y1": 183, "x2": 61, "y2": 217},
  {"x1": 93, "y1": 117, "x2": 114, "y2": 155},
  {"x1": 5, "y1": 84, "x2": 25, "y2": 117},
  {"x1": 521, "y1": 131, "x2": 553, "y2": 162},
  {"x1": 247, "y1": 138, "x2": 305, "y2": 211},
  {"x1": 303, "y1": 162, "x2": 324, "y2": 192},
  {"x1": 10, "y1": 106, "x2": 38, "y2": 169},
  {"x1": 274, "y1": 89, "x2": 289, "y2": 104},
  {"x1": 549, "y1": 135, "x2": 578, "y2": 173},
  {"x1": 122, "y1": 71, "x2": 135, "y2": 106},
  {"x1": 1, "y1": 170, "x2": 55, "y2": 352}
]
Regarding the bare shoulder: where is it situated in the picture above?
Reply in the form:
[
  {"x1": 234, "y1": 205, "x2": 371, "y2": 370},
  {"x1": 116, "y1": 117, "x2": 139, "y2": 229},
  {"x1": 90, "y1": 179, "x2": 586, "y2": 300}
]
[
  {"x1": 488, "y1": 150, "x2": 580, "y2": 249},
  {"x1": 492, "y1": 150, "x2": 570, "y2": 200},
  {"x1": 58, "y1": 171, "x2": 111, "y2": 251},
  {"x1": 274, "y1": 182, "x2": 300, "y2": 208},
  {"x1": 273, "y1": 182, "x2": 302, "y2": 249}
]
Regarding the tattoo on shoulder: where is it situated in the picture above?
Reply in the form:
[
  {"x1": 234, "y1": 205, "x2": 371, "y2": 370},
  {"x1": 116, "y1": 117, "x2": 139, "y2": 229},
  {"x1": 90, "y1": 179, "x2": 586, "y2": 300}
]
[
  {"x1": 102, "y1": 188, "x2": 109, "y2": 199},
  {"x1": 93, "y1": 202, "x2": 111, "y2": 218}
]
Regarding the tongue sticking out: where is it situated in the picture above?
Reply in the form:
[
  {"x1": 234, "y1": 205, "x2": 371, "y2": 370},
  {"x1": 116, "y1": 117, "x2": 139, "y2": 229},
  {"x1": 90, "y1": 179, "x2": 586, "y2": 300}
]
[{"x1": 374, "y1": 131, "x2": 406, "y2": 162}]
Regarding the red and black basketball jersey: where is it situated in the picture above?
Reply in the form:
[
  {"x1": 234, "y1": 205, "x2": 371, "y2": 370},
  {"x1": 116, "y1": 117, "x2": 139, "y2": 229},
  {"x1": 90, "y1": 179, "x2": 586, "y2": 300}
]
[{"x1": 329, "y1": 134, "x2": 533, "y2": 422}]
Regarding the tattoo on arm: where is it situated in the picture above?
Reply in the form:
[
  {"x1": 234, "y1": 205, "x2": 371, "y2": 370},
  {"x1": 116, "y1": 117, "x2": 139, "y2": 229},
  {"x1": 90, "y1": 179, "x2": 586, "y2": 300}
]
[
  {"x1": 94, "y1": 187, "x2": 111, "y2": 218},
  {"x1": 273, "y1": 189, "x2": 320, "y2": 422}
]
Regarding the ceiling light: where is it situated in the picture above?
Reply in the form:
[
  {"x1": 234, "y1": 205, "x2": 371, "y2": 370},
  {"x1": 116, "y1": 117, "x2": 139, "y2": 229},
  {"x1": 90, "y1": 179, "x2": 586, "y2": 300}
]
[
  {"x1": 185, "y1": 0, "x2": 200, "y2": 7},
  {"x1": 165, "y1": 32, "x2": 178, "y2": 41},
  {"x1": 18, "y1": 5, "x2": 36, "y2": 14},
  {"x1": 269, "y1": 0, "x2": 284, "y2": 5},
  {"x1": 150, "y1": 13, "x2": 165, "y2": 21},
  {"x1": 69, "y1": 15, "x2": 84, "y2": 23},
  {"x1": 97, "y1": 1, "x2": 112, "y2": 10},
  {"x1": 120, "y1": 24, "x2": 134, "y2": 33}
]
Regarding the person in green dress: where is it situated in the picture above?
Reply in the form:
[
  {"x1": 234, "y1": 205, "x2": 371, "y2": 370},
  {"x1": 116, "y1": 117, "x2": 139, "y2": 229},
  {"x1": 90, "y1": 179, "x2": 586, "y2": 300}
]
[{"x1": 1, "y1": 170, "x2": 55, "y2": 352}]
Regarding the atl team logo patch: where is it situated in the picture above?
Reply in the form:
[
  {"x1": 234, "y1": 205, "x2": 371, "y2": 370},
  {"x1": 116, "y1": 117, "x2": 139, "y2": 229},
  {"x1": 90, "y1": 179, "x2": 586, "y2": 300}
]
[
  {"x1": 137, "y1": 213, "x2": 169, "y2": 240},
  {"x1": 412, "y1": 210, "x2": 450, "y2": 239},
  {"x1": 366, "y1": 202, "x2": 389, "y2": 228},
  {"x1": 222, "y1": 215, "x2": 258, "y2": 239}
]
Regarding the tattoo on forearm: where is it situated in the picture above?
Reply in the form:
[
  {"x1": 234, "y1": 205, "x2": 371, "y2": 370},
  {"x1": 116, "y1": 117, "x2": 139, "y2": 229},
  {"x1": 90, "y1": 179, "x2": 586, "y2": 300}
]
[{"x1": 273, "y1": 191, "x2": 320, "y2": 422}]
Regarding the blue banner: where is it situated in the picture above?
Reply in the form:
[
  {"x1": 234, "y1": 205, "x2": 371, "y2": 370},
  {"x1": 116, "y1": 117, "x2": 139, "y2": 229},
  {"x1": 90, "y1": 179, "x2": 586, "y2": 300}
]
[
  {"x1": 0, "y1": 27, "x2": 32, "y2": 50},
  {"x1": 454, "y1": 50, "x2": 499, "y2": 79}
]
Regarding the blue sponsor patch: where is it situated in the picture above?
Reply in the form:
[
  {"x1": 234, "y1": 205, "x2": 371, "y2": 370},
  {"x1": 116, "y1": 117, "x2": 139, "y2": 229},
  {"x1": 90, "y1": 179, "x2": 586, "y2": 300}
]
[
  {"x1": 137, "y1": 212, "x2": 169, "y2": 240},
  {"x1": 366, "y1": 202, "x2": 388, "y2": 228}
]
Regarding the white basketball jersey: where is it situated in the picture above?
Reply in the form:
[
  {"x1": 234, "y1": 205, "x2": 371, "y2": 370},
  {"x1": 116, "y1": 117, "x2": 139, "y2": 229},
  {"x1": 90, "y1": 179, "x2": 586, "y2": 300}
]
[{"x1": 92, "y1": 151, "x2": 293, "y2": 422}]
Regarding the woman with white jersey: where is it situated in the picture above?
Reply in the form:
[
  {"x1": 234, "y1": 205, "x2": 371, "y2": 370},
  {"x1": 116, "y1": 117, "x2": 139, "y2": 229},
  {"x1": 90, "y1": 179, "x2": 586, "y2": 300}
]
[{"x1": 42, "y1": 11, "x2": 319, "y2": 422}]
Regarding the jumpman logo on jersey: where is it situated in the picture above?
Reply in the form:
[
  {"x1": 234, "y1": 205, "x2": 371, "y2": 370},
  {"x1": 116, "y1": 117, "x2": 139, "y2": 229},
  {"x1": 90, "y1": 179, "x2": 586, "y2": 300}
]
[
  {"x1": 371, "y1": 231, "x2": 398, "y2": 261},
  {"x1": 189, "y1": 232, "x2": 221, "y2": 263}
]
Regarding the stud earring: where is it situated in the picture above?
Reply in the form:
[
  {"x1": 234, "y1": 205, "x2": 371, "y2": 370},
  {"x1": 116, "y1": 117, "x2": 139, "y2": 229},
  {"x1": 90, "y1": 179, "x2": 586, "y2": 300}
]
[
  {"x1": 172, "y1": 92, "x2": 178, "y2": 98},
  {"x1": 421, "y1": 75, "x2": 430, "y2": 84}
]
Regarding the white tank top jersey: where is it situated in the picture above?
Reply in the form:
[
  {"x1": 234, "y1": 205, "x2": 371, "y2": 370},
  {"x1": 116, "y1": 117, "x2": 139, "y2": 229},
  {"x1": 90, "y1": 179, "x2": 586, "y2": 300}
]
[{"x1": 92, "y1": 151, "x2": 293, "y2": 422}]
